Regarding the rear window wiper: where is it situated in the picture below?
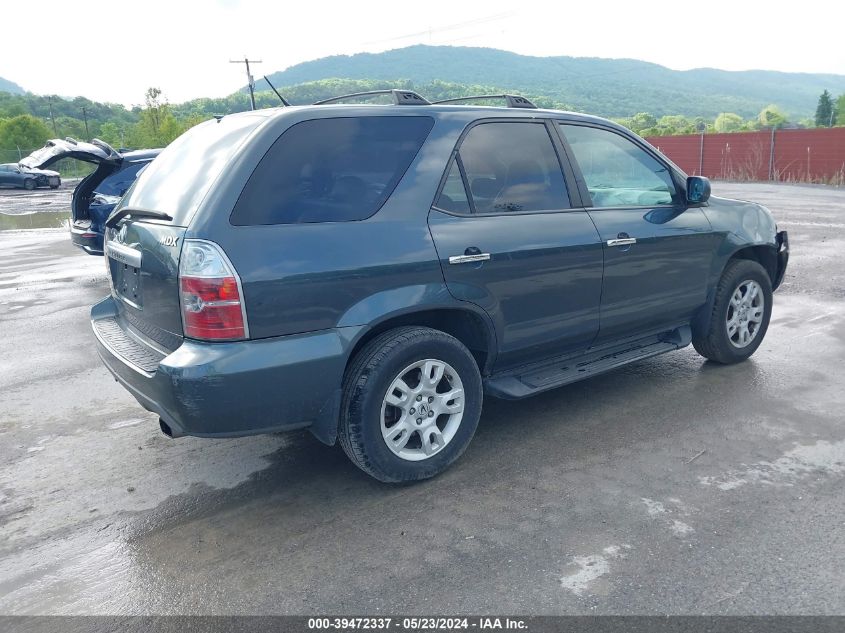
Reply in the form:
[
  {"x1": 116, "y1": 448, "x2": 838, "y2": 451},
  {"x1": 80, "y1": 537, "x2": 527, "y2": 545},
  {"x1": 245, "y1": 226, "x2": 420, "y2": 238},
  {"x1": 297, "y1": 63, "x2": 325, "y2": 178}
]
[{"x1": 105, "y1": 208, "x2": 173, "y2": 229}]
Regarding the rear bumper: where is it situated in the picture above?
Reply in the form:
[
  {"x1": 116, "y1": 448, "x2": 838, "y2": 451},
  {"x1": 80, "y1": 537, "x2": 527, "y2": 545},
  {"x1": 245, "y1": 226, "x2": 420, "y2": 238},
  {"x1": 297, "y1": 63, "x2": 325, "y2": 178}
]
[
  {"x1": 70, "y1": 222, "x2": 104, "y2": 255},
  {"x1": 772, "y1": 230, "x2": 789, "y2": 291},
  {"x1": 91, "y1": 296, "x2": 356, "y2": 440}
]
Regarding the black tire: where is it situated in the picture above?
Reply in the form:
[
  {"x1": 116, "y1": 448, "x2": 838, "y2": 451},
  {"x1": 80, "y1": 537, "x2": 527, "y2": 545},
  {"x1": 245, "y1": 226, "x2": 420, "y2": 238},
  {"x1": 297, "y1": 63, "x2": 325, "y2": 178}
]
[
  {"x1": 23, "y1": 179, "x2": 36, "y2": 191},
  {"x1": 692, "y1": 259, "x2": 773, "y2": 364},
  {"x1": 338, "y1": 326, "x2": 483, "y2": 483}
]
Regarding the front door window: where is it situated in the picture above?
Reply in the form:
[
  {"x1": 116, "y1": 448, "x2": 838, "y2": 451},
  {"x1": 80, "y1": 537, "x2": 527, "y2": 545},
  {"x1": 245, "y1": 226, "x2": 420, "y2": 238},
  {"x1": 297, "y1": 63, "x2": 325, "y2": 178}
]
[{"x1": 560, "y1": 124, "x2": 676, "y2": 208}]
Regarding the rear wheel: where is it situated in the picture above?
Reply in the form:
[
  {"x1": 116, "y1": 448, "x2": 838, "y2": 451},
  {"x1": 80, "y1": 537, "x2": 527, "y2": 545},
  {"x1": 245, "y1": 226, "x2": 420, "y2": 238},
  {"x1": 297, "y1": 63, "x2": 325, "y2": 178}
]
[
  {"x1": 23, "y1": 179, "x2": 35, "y2": 190},
  {"x1": 692, "y1": 259, "x2": 773, "y2": 364},
  {"x1": 338, "y1": 326, "x2": 483, "y2": 482}
]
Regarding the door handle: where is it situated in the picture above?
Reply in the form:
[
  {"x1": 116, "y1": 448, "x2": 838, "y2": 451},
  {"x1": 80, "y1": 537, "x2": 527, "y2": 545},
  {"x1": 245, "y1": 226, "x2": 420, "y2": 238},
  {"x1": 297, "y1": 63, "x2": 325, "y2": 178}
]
[
  {"x1": 607, "y1": 237, "x2": 637, "y2": 247},
  {"x1": 449, "y1": 247, "x2": 490, "y2": 264}
]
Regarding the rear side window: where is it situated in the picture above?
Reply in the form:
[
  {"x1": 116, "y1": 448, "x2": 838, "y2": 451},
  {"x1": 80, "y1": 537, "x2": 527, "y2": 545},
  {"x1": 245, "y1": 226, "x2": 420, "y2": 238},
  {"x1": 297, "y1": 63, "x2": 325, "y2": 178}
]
[
  {"x1": 434, "y1": 160, "x2": 471, "y2": 214},
  {"x1": 440, "y1": 122, "x2": 570, "y2": 214},
  {"x1": 231, "y1": 116, "x2": 434, "y2": 225}
]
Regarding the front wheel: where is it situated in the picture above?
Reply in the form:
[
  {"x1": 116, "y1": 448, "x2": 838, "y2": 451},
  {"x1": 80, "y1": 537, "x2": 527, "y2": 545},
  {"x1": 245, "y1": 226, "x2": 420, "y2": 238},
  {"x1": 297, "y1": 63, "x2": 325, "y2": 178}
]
[
  {"x1": 692, "y1": 259, "x2": 773, "y2": 364},
  {"x1": 338, "y1": 326, "x2": 483, "y2": 482},
  {"x1": 23, "y1": 179, "x2": 36, "y2": 190}
]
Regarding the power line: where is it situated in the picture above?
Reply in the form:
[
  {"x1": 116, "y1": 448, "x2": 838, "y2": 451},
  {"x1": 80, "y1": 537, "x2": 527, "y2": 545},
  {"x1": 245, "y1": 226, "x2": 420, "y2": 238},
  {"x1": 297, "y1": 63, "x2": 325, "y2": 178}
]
[{"x1": 363, "y1": 11, "x2": 515, "y2": 46}]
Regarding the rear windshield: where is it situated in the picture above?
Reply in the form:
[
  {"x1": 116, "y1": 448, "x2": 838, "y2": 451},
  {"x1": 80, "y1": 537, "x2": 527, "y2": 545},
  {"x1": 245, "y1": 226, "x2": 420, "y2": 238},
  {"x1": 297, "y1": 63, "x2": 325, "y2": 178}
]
[
  {"x1": 230, "y1": 116, "x2": 434, "y2": 225},
  {"x1": 96, "y1": 161, "x2": 148, "y2": 197},
  {"x1": 118, "y1": 114, "x2": 265, "y2": 225}
]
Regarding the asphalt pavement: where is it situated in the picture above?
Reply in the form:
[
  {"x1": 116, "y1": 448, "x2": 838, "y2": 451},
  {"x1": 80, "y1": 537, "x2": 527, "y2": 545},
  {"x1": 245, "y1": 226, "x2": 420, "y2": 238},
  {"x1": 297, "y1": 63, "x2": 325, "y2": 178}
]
[{"x1": 0, "y1": 182, "x2": 842, "y2": 614}]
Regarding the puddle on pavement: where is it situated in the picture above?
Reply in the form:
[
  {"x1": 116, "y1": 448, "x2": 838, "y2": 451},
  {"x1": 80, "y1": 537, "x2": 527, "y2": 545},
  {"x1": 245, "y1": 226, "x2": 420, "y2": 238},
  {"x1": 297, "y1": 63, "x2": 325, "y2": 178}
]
[
  {"x1": 699, "y1": 438, "x2": 845, "y2": 490},
  {"x1": 0, "y1": 211, "x2": 70, "y2": 231}
]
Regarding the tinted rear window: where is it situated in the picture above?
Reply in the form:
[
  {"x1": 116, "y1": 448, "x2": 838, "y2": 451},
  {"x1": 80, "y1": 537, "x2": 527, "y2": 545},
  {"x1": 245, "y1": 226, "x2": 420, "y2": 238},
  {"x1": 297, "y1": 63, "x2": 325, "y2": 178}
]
[
  {"x1": 118, "y1": 114, "x2": 265, "y2": 225},
  {"x1": 96, "y1": 161, "x2": 148, "y2": 197},
  {"x1": 230, "y1": 116, "x2": 434, "y2": 225}
]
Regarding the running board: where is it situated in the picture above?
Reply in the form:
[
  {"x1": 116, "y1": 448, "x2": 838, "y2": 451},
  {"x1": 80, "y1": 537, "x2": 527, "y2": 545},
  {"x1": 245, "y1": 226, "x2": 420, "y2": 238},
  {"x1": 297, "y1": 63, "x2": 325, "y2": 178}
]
[{"x1": 485, "y1": 326, "x2": 691, "y2": 399}]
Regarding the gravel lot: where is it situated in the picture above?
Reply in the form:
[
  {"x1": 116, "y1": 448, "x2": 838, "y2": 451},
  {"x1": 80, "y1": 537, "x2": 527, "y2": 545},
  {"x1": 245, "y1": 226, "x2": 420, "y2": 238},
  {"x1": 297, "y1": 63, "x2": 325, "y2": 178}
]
[{"x1": 0, "y1": 182, "x2": 843, "y2": 615}]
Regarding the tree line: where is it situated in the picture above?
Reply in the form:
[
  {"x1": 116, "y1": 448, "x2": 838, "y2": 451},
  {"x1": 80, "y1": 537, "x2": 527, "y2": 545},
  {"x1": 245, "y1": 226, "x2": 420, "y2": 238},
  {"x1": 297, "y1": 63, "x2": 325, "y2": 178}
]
[{"x1": 2, "y1": 80, "x2": 845, "y2": 156}]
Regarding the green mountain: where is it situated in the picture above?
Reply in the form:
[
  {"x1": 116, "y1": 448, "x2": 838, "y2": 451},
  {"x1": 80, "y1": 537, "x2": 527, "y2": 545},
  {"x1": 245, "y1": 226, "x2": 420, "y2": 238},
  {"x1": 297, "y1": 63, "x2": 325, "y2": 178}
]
[
  {"x1": 253, "y1": 45, "x2": 845, "y2": 118},
  {"x1": 0, "y1": 77, "x2": 25, "y2": 95}
]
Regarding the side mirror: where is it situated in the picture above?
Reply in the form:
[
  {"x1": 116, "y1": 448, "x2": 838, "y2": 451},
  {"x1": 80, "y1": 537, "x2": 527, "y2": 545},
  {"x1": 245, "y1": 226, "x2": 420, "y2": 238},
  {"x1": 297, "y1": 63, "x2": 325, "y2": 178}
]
[{"x1": 686, "y1": 176, "x2": 711, "y2": 204}]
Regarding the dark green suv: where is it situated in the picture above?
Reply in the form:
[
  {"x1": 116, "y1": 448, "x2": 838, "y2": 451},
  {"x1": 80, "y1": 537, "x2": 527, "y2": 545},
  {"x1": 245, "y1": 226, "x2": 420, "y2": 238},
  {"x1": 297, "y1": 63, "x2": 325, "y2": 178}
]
[{"x1": 90, "y1": 91, "x2": 789, "y2": 482}]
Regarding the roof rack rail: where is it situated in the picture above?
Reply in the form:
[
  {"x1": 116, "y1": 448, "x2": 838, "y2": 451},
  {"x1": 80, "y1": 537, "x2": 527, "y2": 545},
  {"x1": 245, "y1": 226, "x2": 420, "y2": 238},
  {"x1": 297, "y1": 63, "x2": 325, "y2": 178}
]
[
  {"x1": 431, "y1": 94, "x2": 537, "y2": 109},
  {"x1": 313, "y1": 89, "x2": 430, "y2": 106}
]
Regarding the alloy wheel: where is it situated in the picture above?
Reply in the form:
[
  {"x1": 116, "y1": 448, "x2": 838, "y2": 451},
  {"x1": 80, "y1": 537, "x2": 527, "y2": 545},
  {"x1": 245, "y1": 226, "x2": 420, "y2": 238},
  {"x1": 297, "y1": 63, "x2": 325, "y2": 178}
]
[
  {"x1": 726, "y1": 279, "x2": 765, "y2": 348},
  {"x1": 380, "y1": 358, "x2": 465, "y2": 461}
]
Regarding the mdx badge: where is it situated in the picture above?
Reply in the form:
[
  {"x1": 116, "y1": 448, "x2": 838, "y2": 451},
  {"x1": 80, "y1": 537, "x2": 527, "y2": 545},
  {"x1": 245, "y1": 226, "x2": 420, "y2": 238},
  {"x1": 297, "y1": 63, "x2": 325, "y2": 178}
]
[{"x1": 161, "y1": 236, "x2": 179, "y2": 247}]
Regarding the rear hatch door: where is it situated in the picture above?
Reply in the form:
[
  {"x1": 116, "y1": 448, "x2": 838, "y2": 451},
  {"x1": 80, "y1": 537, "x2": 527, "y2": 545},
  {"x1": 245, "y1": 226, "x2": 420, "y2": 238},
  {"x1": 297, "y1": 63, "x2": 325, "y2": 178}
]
[
  {"x1": 106, "y1": 218, "x2": 186, "y2": 352},
  {"x1": 20, "y1": 138, "x2": 121, "y2": 169},
  {"x1": 21, "y1": 138, "x2": 124, "y2": 225},
  {"x1": 101, "y1": 112, "x2": 268, "y2": 352}
]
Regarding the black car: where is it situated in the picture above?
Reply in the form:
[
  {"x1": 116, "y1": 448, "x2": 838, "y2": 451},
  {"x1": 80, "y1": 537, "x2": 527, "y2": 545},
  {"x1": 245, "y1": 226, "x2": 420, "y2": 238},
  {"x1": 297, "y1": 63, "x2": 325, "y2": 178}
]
[
  {"x1": 89, "y1": 91, "x2": 788, "y2": 482},
  {"x1": 20, "y1": 140, "x2": 160, "y2": 254},
  {"x1": 0, "y1": 163, "x2": 61, "y2": 189}
]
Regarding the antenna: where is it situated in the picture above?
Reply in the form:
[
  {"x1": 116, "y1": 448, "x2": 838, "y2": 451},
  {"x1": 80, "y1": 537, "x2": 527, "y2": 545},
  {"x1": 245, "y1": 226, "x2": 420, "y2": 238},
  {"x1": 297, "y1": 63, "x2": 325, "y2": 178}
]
[
  {"x1": 229, "y1": 57, "x2": 262, "y2": 111},
  {"x1": 263, "y1": 75, "x2": 291, "y2": 107}
]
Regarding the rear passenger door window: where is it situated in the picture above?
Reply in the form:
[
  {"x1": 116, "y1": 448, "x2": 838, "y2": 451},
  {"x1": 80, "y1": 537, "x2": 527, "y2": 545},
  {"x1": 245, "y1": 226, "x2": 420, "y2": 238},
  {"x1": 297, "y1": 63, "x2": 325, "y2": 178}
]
[
  {"x1": 559, "y1": 124, "x2": 677, "y2": 208},
  {"x1": 438, "y1": 122, "x2": 570, "y2": 214},
  {"x1": 435, "y1": 160, "x2": 471, "y2": 214},
  {"x1": 231, "y1": 116, "x2": 434, "y2": 225}
]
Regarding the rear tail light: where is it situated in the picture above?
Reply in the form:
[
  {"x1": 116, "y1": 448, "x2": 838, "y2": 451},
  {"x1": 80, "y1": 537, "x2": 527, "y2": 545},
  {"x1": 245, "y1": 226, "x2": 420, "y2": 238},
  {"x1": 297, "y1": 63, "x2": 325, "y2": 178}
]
[{"x1": 179, "y1": 240, "x2": 248, "y2": 341}]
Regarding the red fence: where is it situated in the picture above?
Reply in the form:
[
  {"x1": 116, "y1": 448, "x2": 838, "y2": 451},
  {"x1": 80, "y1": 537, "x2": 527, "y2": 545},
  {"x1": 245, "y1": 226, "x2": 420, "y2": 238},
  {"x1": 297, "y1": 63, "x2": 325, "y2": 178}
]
[{"x1": 646, "y1": 127, "x2": 845, "y2": 184}]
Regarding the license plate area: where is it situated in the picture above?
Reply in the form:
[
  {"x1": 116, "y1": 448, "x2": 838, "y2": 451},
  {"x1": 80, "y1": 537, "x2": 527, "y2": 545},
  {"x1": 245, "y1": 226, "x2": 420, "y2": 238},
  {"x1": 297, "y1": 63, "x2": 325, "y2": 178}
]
[
  {"x1": 106, "y1": 241, "x2": 143, "y2": 308},
  {"x1": 112, "y1": 260, "x2": 143, "y2": 308}
]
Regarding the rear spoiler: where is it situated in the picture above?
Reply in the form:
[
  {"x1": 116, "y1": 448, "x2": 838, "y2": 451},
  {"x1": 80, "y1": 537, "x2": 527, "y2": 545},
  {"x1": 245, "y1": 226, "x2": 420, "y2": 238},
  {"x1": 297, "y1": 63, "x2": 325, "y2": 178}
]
[{"x1": 105, "y1": 208, "x2": 173, "y2": 229}]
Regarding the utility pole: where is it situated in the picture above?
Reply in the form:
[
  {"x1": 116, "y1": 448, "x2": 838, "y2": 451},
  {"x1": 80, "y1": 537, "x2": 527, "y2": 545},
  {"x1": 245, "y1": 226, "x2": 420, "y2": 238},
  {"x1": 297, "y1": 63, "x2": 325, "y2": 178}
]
[
  {"x1": 81, "y1": 107, "x2": 90, "y2": 139},
  {"x1": 768, "y1": 125, "x2": 777, "y2": 182},
  {"x1": 230, "y1": 57, "x2": 262, "y2": 111},
  {"x1": 697, "y1": 120, "x2": 706, "y2": 175},
  {"x1": 48, "y1": 96, "x2": 59, "y2": 136}
]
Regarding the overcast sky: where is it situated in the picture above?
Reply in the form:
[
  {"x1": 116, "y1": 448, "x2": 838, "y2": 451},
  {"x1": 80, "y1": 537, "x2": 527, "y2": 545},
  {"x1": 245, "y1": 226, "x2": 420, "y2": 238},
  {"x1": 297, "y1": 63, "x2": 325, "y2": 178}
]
[{"x1": 2, "y1": 0, "x2": 843, "y2": 107}]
